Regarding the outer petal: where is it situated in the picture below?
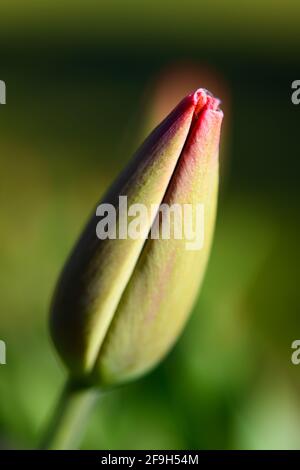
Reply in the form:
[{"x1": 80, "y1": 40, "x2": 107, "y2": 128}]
[
  {"x1": 96, "y1": 96, "x2": 223, "y2": 385},
  {"x1": 50, "y1": 92, "x2": 198, "y2": 375}
]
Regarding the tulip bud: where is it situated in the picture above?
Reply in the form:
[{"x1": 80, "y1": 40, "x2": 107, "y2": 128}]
[{"x1": 50, "y1": 89, "x2": 223, "y2": 386}]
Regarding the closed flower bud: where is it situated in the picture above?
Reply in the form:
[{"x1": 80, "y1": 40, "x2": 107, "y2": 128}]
[{"x1": 50, "y1": 89, "x2": 223, "y2": 386}]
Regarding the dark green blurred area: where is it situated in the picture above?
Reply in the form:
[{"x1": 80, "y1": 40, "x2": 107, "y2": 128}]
[{"x1": 0, "y1": 0, "x2": 300, "y2": 450}]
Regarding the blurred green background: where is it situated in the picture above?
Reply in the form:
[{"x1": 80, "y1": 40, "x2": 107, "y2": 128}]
[{"x1": 0, "y1": 0, "x2": 300, "y2": 450}]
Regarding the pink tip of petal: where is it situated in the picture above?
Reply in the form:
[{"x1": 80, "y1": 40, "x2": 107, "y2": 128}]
[
  {"x1": 206, "y1": 94, "x2": 221, "y2": 111},
  {"x1": 194, "y1": 90, "x2": 208, "y2": 116},
  {"x1": 190, "y1": 88, "x2": 221, "y2": 118}
]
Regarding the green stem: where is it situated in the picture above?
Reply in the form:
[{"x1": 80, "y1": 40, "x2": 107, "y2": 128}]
[{"x1": 40, "y1": 377, "x2": 99, "y2": 450}]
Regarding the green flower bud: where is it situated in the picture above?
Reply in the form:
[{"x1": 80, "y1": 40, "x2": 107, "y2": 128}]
[{"x1": 50, "y1": 89, "x2": 223, "y2": 386}]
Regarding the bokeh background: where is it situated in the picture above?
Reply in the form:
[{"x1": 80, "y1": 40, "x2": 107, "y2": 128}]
[{"x1": 0, "y1": 0, "x2": 300, "y2": 450}]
